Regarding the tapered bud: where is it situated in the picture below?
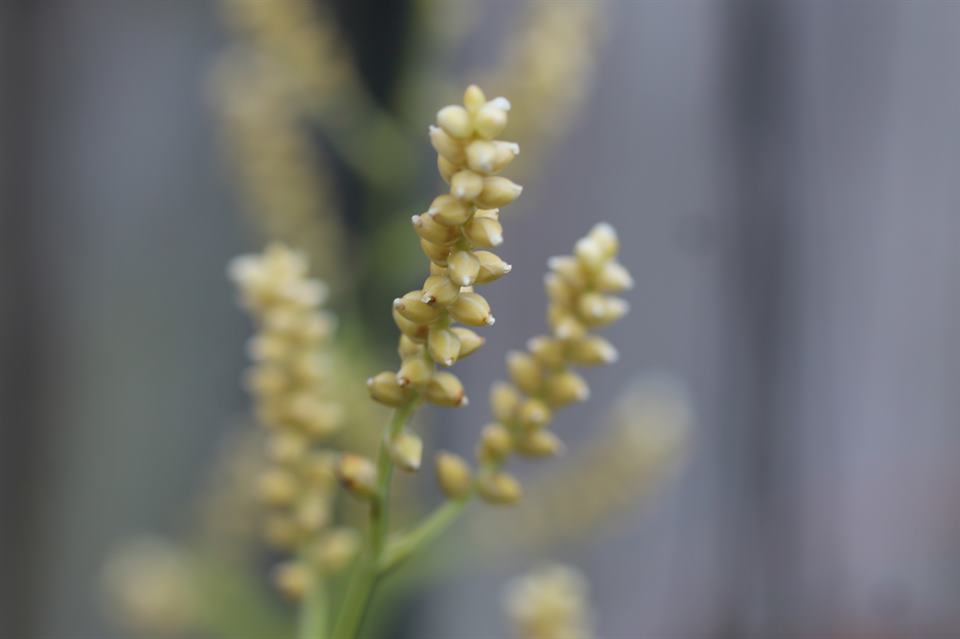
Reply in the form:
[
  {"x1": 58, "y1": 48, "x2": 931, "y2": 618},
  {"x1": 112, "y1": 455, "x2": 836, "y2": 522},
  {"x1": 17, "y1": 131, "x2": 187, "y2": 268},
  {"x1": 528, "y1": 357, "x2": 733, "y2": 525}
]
[
  {"x1": 463, "y1": 85, "x2": 486, "y2": 111},
  {"x1": 574, "y1": 236, "x2": 606, "y2": 272},
  {"x1": 451, "y1": 327, "x2": 484, "y2": 358},
  {"x1": 336, "y1": 454, "x2": 377, "y2": 500},
  {"x1": 397, "y1": 357, "x2": 434, "y2": 388},
  {"x1": 393, "y1": 307, "x2": 429, "y2": 341},
  {"x1": 548, "y1": 255, "x2": 588, "y2": 289},
  {"x1": 474, "y1": 251, "x2": 512, "y2": 283},
  {"x1": 428, "y1": 195, "x2": 471, "y2": 226},
  {"x1": 449, "y1": 292, "x2": 495, "y2": 326},
  {"x1": 514, "y1": 430, "x2": 565, "y2": 458},
  {"x1": 491, "y1": 141, "x2": 520, "y2": 172},
  {"x1": 577, "y1": 293, "x2": 629, "y2": 327},
  {"x1": 506, "y1": 350, "x2": 542, "y2": 395},
  {"x1": 312, "y1": 528, "x2": 360, "y2": 574},
  {"x1": 394, "y1": 291, "x2": 442, "y2": 324},
  {"x1": 544, "y1": 272, "x2": 575, "y2": 306},
  {"x1": 465, "y1": 140, "x2": 497, "y2": 174},
  {"x1": 436, "y1": 105, "x2": 473, "y2": 139},
  {"x1": 257, "y1": 468, "x2": 299, "y2": 506},
  {"x1": 490, "y1": 381, "x2": 521, "y2": 423},
  {"x1": 567, "y1": 335, "x2": 619, "y2": 365},
  {"x1": 420, "y1": 238, "x2": 451, "y2": 265},
  {"x1": 473, "y1": 101, "x2": 509, "y2": 139},
  {"x1": 390, "y1": 430, "x2": 423, "y2": 472},
  {"x1": 526, "y1": 335, "x2": 566, "y2": 367},
  {"x1": 421, "y1": 274, "x2": 461, "y2": 306},
  {"x1": 367, "y1": 371, "x2": 413, "y2": 407},
  {"x1": 289, "y1": 396, "x2": 343, "y2": 437},
  {"x1": 273, "y1": 561, "x2": 310, "y2": 600},
  {"x1": 479, "y1": 423, "x2": 513, "y2": 460},
  {"x1": 428, "y1": 125, "x2": 466, "y2": 164},
  {"x1": 450, "y1": 170, "x2": 484, "y2": 201},
  {"x1": 398, "y1": 335, "x2": 423, "y2": 359},
  {"x1": 267, "y1": 432, "x2": 308, "y2": 465},
  {"x1": 476, "y1": 176, "x2": 523, "y2": 208},
  {"x1": 595, "y1": 261, "x2": 634, "y2": 292},
  {"x1": 413, "y1": 213, "x2": 460, "y2": 245},
  {"x1": 435, "y1": 452, "x2": 473, "y2": 499},
  {"x1": 477, "y1": 471, "x2": 522, "y2": 505},
  {"x1": 448, "y1": 250, "x2": 481, "y2": 286},
  {"x1": 545, "y1": 370, "x2": 591, "y2": 407},
  {"x1": 517, "y1": 398, "x2": 552, "y2": 429},
  {"x1": 463, "y1": 215, "x2": 503, "y2": 247},
  {"x1": 428, "y1": 326, "x2": 461, "y2": 366},
  {"x1": 425, "y1": 371, "x2": 467, "y2": 406},
  {"x1": 437, "y1": 155, "x2": 457, "y2": 183},
  {"x1": 588, "y1": 222, "x2": 619, "y2": 258},
  {"x1": 550, "y1": 311, "x2": 586, "y2": 340},
  {"x1": 295, "y1": 492, "x2": 331, "y2": 532}
]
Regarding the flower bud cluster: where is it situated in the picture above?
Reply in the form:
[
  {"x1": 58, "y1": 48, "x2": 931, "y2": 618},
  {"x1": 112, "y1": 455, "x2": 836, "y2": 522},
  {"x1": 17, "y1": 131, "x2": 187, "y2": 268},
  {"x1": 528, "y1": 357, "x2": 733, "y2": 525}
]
[
  {"x1": 437, "y1": 224, "x2": 631, "y2": 506},
  {"x1": 229, "y1": 244, "x2": 358, "y2": 598},
  {"x1": 368, "y1": 85, "x2": 523, "y2": 418},
  {"x1": 503, "y1": 564, "x2": 595, "y2": 639}
]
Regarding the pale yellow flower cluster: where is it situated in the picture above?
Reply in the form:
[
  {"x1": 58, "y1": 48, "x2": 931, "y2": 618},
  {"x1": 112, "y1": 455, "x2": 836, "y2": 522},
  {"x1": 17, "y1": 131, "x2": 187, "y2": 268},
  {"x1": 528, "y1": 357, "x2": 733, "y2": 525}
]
[
  {"x1": 229, "y1": 244, "x2": 358, "y2": 598},
  {"x1": 367, "y1": 85, "x2": 523, "y2": 415},
  {"x1": 504, "y1": 564, "x2": 595, "y2": 639},
  {"x1": 437, "y1": 224, "x2": 632, "y2": 505}
]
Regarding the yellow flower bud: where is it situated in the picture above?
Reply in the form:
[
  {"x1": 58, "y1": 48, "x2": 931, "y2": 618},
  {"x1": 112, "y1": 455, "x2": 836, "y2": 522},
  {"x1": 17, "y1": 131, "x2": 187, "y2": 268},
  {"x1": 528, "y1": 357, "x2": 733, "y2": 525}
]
[
  {"x1": 295, "y1": 492, "x2": 331, "y2": 532},
  {"x1": 588, "y1": 222, "x2": 619, "y2": 258},
  {"x1": 474, "y1": 250, "x2": 513, "y2": 284},
  {"x1": 473, "y1": 102, "x2": 509, "y2": 140},
  {"x1": 263, "y1": 514, "x2": 302, "y2": 550},
  {"x1": 425, "y1": 371, "x2": 468, "y2": 407},
  {"x1": 450, "y1": 170, "x2": 484, "y2": 201},
  {"x1": 257, "y1": 468, "x2": 299, "y2": 506},
  {"x1": 566, "y1": 336, "x2": 618, "y2": 365},
  {"x1": 574, "y1": 236, "x2": 606, "y2": 272},
  {"x1": 477, "y1": 471, "x2": 522, "y2": 505},
  {"x1": 545, "y1": 370, "x2": 591, "y2": 407},
  {"x1": 428, "y1": 326, "x2": 462, "y2": 367},
  {"x1": 491, "y1": 140, "x2": 520, "y2": 173},
  {"x1": 518, "y1": 398, "x2": 552, "y2": 429},
  {"x1": 526, "y1": 335, "x2": 566, "y2": 367},
  {"x1": 412, "y1": 213, "x2": 460, "y2": 245},
  {"x1": 336, "y1": 454, "x2": 377, "y2": 500},
  {"x1": 465, "y1": 139, "x2": 497, "y2": 174},
  {"x1": 479, "y1": 423, "x2": 514, "y2": 460},
  {"x1": 367, "y1": 371, "x2": 413, "y2": 407},
  {"x1": 428, "y1": 194, "x2": 471, "y2": 226},
  {"x1": 312, "y1": 528, "x2": 360, "y2": 574},
  {"x1": 436, "y1": 104, "x2": 473, "y2": 139},
  {"x1": 448, "y1": 250, "x2": 481, "y2": 287},
  {"x1": 463, "y1": 84, "x2": 486, "y2": 111},
  {"x1": 394, "y1": 291, "x2": 442, "y2": 324},
  {"x1": 435, "y1": 451, "x2": 473, "y2": 499},
  {"x1": 246, "y1": 365, "x2": 287, "y2": 396},
  {"x1": 577, "y1": 293, "x2": 629, "y2": 327},
  {"x1": 301, "y1": 451, "x2": 337, "y2": 485},
  {"x1": 437, "y1": 155, "x2": 457, "y2": 183},
  {"x1": 594, "y1": 261, "x2": 634, "y2": 292},
  {"x1": 273, "y1": 561, "x2": 310, "y2": 600},
  {"x1": 428, "y1": 125, "x2": 466, "y2": 164},
  {"x1": 476, "y1": 176, "x2": 523, "y2": 208},
  {"x1": 451, "y1": 327, "x2": 484, "y2": 358},
  {"x1": 548, "y1": 255, "x2": 588, "y2": 289},
  {"x1": 266, "y1": 432, "x2": 308, "y2": 465},
  {"x1": 393, "y1": 306, "x2": 429, "y2": 341},
  {"x1": 449, "y1": 291, "x2": 495, "y2": 326},
  {"x1": 398, "y1": 335, "x2": 424, "y2": 359},
  {"x1": 463, "y1": 215, "x2": 504, "y2": 248},
  {"x1": 247, "y1": 334, "x2": 289, "y2": 362},
  {"x1": 550, "y1": 311, "x2": 586, "y2": 340},
  {"x1": 421, "y1": 274, "x2": 461, "y2": 306},
  {"x1": 506, "y1": 351, "x2": 542, "y2": 395},
  {"x1": 490, "y1": 381, "x2": 521, "y2": 423},
  {"x1": 514, "y1": 430, "x2": 565, "y2": 458},
  {"x1": 397, "y1": 357, "x2": 434, "y2": 388},
  {"x1": 420, "y1": 238, "x2": 451, "y2": 265},
  {"x1": 390, "y1": 430, "x2": 424, "y2": 472},
  {"x1": 544, "y1": 272, "x2": 575, "y2": 306}
]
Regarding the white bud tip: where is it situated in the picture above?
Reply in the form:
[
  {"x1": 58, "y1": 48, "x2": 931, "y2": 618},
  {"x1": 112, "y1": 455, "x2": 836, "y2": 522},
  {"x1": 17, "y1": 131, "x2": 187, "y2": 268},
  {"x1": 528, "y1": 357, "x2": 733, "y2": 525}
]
[
  {"x1": 604, "y1": 348, "x2": 620, "y2": 363},
  {"x1": 429, "y1": 125, "x2": 439, "y2": 134},
  {"x1": 397, "y1": 376, "x2": 411, "y2": 387},
  {"x1": 491, "y1": 97, "x2": 511, "y2": 111},
  {"x1": 547, "y1": 256, "x2": 564, "y2": 270},
  {"x1": 594, "y1": 222, "x2": 617, "y2": 238},
  {"x1": 411, "y1": 215, "x2": 421, "y2": 225},
  {"x1": 459, "y1": 395, "x2": 470, "y2": 406},
  {"x1": 366, "y1": 377, "x2": 374, "y2": 387},
  {"x1": 421, "y1": 294, "x2": 436, "y2": 304},
  {"x1": 503, "y1": 264, "x2": 512, "y2": 273},
  {"x1": 392, "y1": 298, "x2": 404, "y2": 309},
  {"x1": 490, "y1": 233, "x2": 503, "y2": 246},
  {"x1": 485, "y1": 315, "x2": 496, "y2": 326},
  {"x1": 578, "y1": 388, "x2": 591, "y2": 401},
  {"x1": 454, "y1": 187, "x2": 466, "y2": 198},
  {"x1": 461, "y1": 276, "x2": 472, "y2": 286},
  {"x1": 443, "y1": 358, "x2": 454, "y2": 366}
]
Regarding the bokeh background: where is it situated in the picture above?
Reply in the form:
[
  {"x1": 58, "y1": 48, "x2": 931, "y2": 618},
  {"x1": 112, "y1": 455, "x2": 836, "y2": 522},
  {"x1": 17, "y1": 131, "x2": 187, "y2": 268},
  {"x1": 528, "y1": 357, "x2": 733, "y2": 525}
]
[{"x1": 3, "y1": 1, "x2": 960, "y2": 638}]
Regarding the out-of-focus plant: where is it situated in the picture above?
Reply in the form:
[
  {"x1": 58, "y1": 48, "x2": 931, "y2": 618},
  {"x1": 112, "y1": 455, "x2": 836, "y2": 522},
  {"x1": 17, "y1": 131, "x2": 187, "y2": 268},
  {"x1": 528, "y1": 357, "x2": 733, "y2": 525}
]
[{"x1": 503, "y1": 564, "x2": 596, "y2": 639}]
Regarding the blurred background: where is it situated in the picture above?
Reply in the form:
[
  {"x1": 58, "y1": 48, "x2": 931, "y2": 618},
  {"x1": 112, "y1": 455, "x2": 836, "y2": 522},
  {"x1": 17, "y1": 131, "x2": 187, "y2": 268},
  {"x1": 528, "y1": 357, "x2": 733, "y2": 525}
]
[{"x1": 3, "y1": 1, "x2": 960, "y2": 638}]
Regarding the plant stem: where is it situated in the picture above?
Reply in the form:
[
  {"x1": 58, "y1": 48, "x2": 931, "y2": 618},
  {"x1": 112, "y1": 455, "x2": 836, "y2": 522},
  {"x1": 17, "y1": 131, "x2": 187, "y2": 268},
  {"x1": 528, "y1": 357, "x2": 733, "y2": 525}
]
[
  {"x1": 380, "y1": 498, "x2": 468, "y2": 574},
  {"x1": 330, "y1": 401, "x2": 418, "y2": 639},
  {"x1": 298, "y1": 573, "x2": 328, "y2": 639}
]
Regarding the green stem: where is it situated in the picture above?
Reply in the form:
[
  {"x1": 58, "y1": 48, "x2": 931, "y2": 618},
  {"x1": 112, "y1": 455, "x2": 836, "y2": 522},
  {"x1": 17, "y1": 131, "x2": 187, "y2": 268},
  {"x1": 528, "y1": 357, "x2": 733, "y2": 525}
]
[
  {"x1": 380, "y1": 499, "x2": 468, "y2": 574},
  {"x1": 298, "y1": 573, "x2": 328, "y2": 639},
  {"x1": 331, "y1": 401, "x2": 418, "y2": 639}
]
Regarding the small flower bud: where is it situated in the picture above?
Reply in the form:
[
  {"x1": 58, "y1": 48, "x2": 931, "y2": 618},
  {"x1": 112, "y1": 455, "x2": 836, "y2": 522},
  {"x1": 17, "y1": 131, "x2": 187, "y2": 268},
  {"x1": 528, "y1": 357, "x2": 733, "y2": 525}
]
[
  {"x1": 589, "y1": 222, "x2": 619, "y2": 258},
  {"x1": 413, "y1": 213, "x2": 460, "y2": 245},
  {"x1": 550, "y1": 311, "x2": 586, "y2": 340},
  {"x1": 517, "y1": 398, "x2": 552, "y2": 429},
  {"x1": 574, "y1": 236, "x2": 606, "y2": 272},
  {"x1": 424, "y1": 371, "x2": 468, "y2": 407},
  {"x1": 526, "y1": 335, "x2": 566, "y2": 367},
  {"x1": 474, "y1": 251, "x2": 512, "y2": 284},
  {"x1": 506, "y1": 351, "x2": 542, "y2": 395},
  {"x1": 301, "y1": 451, "x2": 337, "y2": 485},
  {"x1": 246, "y1": 365, "x2": 287, "y2": 396},
  {"x1": 544, "y1": 272, "x2": 575, "y2": 306},
  {"x1": 514, "y1": 430, "x2": 565, "y2": 458},
  {"x1": 367, "y1": 371, "x2": 413, "y2": 407},
  {"x1": 438, "y1": 155, "x2": 457, "y2": 183},
  {"x1": 548, "y1": 255, "x2": 588, "y2": 289},
  {"x1": 273, "y1": 561, "x2": 310, "y2": 600},
  {"x1": 428, "y1": 125, "x2": 466, "y2": 164},
  {"x1": 420, "y1": 238, "x2": 451, "y2": 265},
  {"x1": 566, "y1": 335, "x2": 619, "y2": 365},
  {"x1": 390, "y1": 429, "x2": 423, "y2": 472},
  {"x1": 257, "y1": 468, "x2": 299, "y2": 506},
  {"x1": 477, "y1": 471, "x2": 522, "y2": 505},
  {"x1": 448, "y1": 250, "x2": 481, "y2": 286},
  {"x1": 463, "y1": 215, "x2": 504, "y2": 248},
  {"x1": 450, "y1": 170, "x2": 484, "y2": 201},
  {"x1": 263, "y1": 514, "x2": 302, "y2": 549},
  {"x1": 397, "y1": 357, "x2": 434, "y2": 388},
  {"x1": 428, "y1": 326, "x2": 462, "y2": 367},
  {"x1": 463, "y1": 85, "x2": 486, "y2": 111},
  {"x1": 295, "y1": 492, "x2": 331, "y2": 532},
  {"x1": 394, "y1": 292, "x2": 443, "y2": 324},
  {"x1": 451, "y1": 327, "x2": 484, "y2": 358},
  {"x1": 428, "y1": 195, "x2": 471, "y2": 226},
  {"x1": 473, "y1": 102, "x2": 508, "y2": 139},
  {"x1": 491, "y1": 140, "x2": 520, "y2": 172},
  {"x1": 435, "y1": 451, "x2": 473, "y2": 499},
  {"x1": 490, "y1": 381, "x2": 521, "y2": 423},
  {"x1": 436, "y1": 104, "x2": 473, "y2": 139},
  {"x1": 312, "y1": 528, "x2": 360, "y2": 574},
  {"x1": 594, "y1": 261, "x2": 634, "y2": 292},
  {"x1": 421, "y1": 274, "x2": 461, "y2": 306},
  {"x1": 336, "y1": 454, "x2": 377, "y2": 500},
  {"x1": 266, "y1": 432, "x2": 308, "y2": 465},
  {"x1": 393, "y1": 307, "x2": 429, "y2": 341},
  {"x1": 577, "y1": 293, "x2": 629, "y2": 327},
  {"x1": 449, "y1": 291, "x2": 495, "y2": 326},
  {"x1": 476, "y1": 176, "x2": 523, "y2": 208},
  {"x1": 398, "y1": 335, "x2": 424, "y2": 359},
  {"x1": 465, "y1": 139, "x2": 497, "y2": 174},
  {"x1": 545, "y1": 370, "x2": 591, "y2": 407},
  {"x1": 479, "y1": 423, "x2": 513, "y2": 460}
]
